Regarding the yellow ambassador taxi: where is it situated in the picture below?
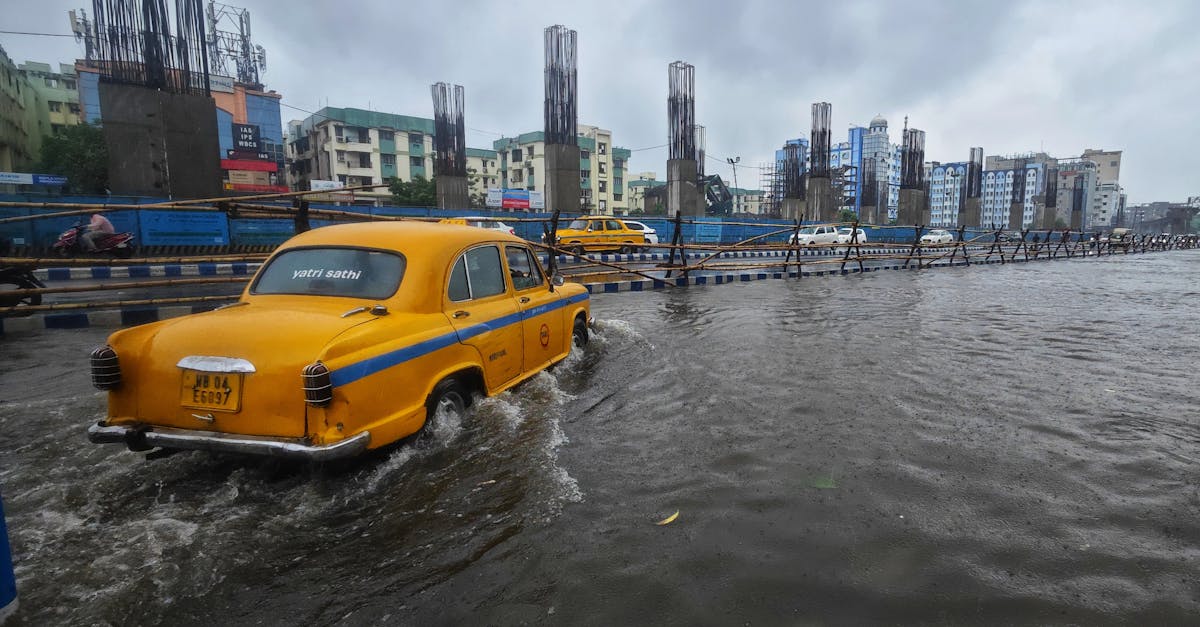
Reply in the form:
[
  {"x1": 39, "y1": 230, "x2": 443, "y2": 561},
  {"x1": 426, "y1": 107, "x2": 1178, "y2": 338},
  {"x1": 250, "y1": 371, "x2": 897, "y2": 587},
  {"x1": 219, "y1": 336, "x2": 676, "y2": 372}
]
[
  {"x1": 552, "y1": 216, "x2": 645, "y2": 255},
  {"x1": 87, "y1": 222, "x2": 591, "y2": 461}
]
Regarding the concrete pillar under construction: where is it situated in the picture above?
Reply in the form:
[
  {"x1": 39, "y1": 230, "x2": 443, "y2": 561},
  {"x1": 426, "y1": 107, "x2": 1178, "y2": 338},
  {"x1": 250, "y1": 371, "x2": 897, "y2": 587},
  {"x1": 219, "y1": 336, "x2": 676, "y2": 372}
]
[
  {"x1": 960, "y1": 197, "x2": 982, "y2": 228},
  {"x1": 1037, "y1": 206, "x2": 1057, "y2": 230},
  {"x1": 1008, "y1": 202, "x2": 1024, "y2": 230},
  {"x1": 1070, "y1": 207, "x2": 1083, "y2": 231},
  {"x1": 667, "y1": 159, "x2": 702, "y2": 217},
  {"x1": 897, "y1": 189, "x2": 927, "y2": 226},
  {"x1": 781, "y1": 199, "x2": 805, "y2": 221},
  {"x1": 806, "y1": 177, "x2": 836, "y2": 222},
  {"x1": 545, "y1": 144, "x2": 582, "y2": 213},
  {"x1": 436, "y1": 176, "x2": 469, "y2": 210}
]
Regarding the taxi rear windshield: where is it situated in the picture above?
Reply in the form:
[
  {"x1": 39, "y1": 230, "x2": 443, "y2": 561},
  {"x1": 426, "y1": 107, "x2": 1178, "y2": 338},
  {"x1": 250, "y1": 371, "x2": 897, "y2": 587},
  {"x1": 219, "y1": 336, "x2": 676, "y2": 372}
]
[{"x1": 251, "y1": 247, "x2": 405, "y2": 299}]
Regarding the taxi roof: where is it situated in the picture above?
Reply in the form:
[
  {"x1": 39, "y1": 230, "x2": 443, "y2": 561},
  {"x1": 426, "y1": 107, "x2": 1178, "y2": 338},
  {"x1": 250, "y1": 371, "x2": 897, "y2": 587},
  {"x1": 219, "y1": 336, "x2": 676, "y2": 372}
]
[{"x1": 281, "y1": 220, "x2": 524, "y2": 254}]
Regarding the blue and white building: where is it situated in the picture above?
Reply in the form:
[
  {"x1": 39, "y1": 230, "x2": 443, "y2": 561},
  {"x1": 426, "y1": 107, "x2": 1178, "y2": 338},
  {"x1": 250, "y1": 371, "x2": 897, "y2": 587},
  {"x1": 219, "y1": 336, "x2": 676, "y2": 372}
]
[
  {"x1": 927, "y1": 161, "x2": 968, "y2": 227},
  {"x1": 981, "y1": 164, "x2": 1044, "y2": 229}
]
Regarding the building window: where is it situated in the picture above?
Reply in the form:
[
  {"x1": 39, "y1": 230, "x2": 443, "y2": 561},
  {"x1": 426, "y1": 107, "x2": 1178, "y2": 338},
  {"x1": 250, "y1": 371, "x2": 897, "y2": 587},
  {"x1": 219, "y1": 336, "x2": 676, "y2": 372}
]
[
  {"x1": 599, "y1": 162, "x2": 606, "y2": 174},
  {"x1": 410, "y1": 156, "x2": 423, "y2": 167},
  {"x1": 599, "y1": 181, "x2": 607, "y2": 193},
  {"x1": 526, "y1": 147, "x2": 534, "y2": 160},
  {"x1": 63, "y1": 79, "x2": 76, "y2": 90},
  {"x1": 379, "y1": 130, "x2": 394, "y2": 141},
  {"x1": 614, "y1": 194, "x2": 623, "y2": 201},
  {"x1": 599, "y1": 200, "x2": 607, "y2": 211},
  {"x1": 408, "y1": 132, "x2": 423, "y2": 145},
  {"x1": 580, "y1": 170, "x2": 589, "y2": 179},
  {"x1": 336, "y1": 150, "x2": 346, "y2": 162},
  {"x1": 48, "y1": 101, "x2": 62, "y2": 112},
  {"x1": 1110, "y1": 160, "x2": 1118, "y2": 167},
  {"x1": 44, "y1": 78, "x2": 58, "y2": 88},
  {"x1": 68, "y1": 103, "x2": 80, "y2": 114},
  {"x1": 581, "y1": 149, "x2": 590, "y2": 159},
  {"x1": 381, "y1": 154, "x2": 395, "y2": 166},
  {"x1": 511, "y1": 149, "x2": 521, "y2": 162},
  {"x1": 599, "y1": 142, "x2": 607, "y2": 155},
  {"x1": 334, "y1": 125, "x2": 344, "y2": 140},
  {"x1": 614, "y1": 158, "x2": 623, "y2": 168}
]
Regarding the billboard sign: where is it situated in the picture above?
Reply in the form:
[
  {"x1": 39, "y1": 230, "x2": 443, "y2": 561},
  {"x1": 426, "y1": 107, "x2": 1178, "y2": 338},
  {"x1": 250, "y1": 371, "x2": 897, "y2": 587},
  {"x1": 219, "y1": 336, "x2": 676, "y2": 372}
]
[
  {"x1": 310, "y1": 180, "x2": 346, "y2": 191},
  {"x1": 233, "y1": 123, "x2": 261, "y2": 152},
  {"x1": 488, "y1": 189, "x2": 546, "y2": 210},
  {"x1": 0, "y1": 172, "x2": 68, "y2": 186}
]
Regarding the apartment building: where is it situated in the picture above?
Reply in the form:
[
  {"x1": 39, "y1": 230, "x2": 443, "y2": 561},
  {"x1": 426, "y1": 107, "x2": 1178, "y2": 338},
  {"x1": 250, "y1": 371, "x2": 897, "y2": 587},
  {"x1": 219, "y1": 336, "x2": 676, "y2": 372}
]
[
  {"x1": 16, "y1": 61, "x2": 80, "y2": 133},
  {"x1": 287, "y1": 107, "x2": 436, "y2": 204},
  {"x1": 494, "y1": 124, "x2": 631, "y2": 214},
  {"x1": 466, "y1": 147, "x2": 500, "y2": 205}
]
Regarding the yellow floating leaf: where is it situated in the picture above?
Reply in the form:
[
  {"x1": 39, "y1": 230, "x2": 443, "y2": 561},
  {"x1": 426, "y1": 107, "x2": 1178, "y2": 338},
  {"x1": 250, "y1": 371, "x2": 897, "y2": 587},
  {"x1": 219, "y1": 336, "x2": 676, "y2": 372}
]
[{"x1": 656, "y1": 511, "x2": 680, "y2": 526}]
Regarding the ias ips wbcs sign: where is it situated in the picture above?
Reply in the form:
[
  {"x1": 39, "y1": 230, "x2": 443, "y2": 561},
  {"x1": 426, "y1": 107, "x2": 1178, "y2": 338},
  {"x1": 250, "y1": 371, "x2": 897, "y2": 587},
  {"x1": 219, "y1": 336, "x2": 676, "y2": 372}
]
[{"x1": 233, "y1": 123, "x2": 261, "y2": 152}]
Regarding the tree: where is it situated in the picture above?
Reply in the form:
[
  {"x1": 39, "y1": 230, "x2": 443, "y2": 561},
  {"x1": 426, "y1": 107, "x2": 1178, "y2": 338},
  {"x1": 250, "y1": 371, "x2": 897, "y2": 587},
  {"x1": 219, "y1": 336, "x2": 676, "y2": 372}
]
[
  {"x1": 1055, "y1": 217, "x2": 1068, "y2": 228},
  {"x1": 389, "y1": 175, "x2": 436, "y2": 207},
  {"x1": 837, "y1": 208, "x2": 859, "y2": 223},
  {"x1": 466, "y1": 167, "x2": 487, "y2": 208},
  {"x1": 38, "y1": 123, "x2": 109, "y2": 193}
]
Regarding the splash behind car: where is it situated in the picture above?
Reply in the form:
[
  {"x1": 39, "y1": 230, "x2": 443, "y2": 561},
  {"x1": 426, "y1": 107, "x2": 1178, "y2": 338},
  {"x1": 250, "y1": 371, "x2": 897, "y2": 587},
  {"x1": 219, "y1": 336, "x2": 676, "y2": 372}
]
[{"x1": 87, "y1": 222, "x2": 590, "y2": 461}]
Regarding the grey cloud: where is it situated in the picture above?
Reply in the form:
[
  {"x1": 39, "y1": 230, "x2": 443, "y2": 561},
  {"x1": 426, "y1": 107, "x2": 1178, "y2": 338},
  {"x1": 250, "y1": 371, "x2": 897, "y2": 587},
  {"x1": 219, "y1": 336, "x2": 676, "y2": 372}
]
[{"x1": 2, "y1": 0, "x2": 1198, "y2": 201}]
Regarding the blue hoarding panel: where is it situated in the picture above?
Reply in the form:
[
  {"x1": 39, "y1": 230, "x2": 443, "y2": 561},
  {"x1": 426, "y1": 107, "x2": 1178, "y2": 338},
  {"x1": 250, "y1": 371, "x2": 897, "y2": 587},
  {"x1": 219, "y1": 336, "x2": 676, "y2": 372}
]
[
  {"x1": 229, "y1": 219, "x2": 296, "y2": 247},
  {"x1": 138, "y1": 211, "x2": 229, "y2": 246}
]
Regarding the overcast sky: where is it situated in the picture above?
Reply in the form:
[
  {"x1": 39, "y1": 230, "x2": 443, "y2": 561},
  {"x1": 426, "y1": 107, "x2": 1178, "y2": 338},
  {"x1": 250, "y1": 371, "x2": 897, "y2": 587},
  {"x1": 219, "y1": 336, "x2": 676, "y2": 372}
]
[{"x1": 4, "y1": 0, "x2": 1198, "y2": 203}]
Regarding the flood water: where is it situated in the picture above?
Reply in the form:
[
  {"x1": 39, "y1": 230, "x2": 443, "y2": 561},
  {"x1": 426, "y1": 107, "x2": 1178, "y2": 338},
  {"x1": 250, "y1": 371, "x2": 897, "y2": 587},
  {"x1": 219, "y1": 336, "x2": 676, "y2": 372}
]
[{"x1": 1, "y1": 251, "x2": 1198, "y2": 625}]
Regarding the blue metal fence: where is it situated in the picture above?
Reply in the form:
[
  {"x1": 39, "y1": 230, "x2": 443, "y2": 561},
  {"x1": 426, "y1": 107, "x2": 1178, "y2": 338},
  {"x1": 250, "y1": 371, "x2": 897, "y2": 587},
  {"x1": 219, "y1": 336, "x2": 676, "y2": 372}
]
[
  {"x1": 1, "y1": 490, "x2": 16, "y2": 622},
  {"x1": 0, "y1": 194, "x2": 1092, "y2": 249}
]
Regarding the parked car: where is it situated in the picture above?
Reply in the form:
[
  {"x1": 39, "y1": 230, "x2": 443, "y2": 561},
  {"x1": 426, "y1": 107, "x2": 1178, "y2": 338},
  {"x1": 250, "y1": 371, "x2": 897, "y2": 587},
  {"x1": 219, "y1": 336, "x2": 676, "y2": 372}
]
[
  {"x1": 789, "y1": 225, "x2": 840, "y2": 246},
  {"x1": 920, "y1": 229, "x2": 955, "y2": 245},
  {"x1": 551, "y1": 216, "x2": 645, "y2": 254},
  {"x1": 438, "y1": 217, "x2": 516, "y2": 236},
  {"x1": 622, "y1": 220, "x2": 659, "y2": 245},
  {"x1": 836, "y1": 227, "x2": 868, "y2": 245},
  {"x1": 87, "y1": 222, "x2": 591, "y2": 461}
]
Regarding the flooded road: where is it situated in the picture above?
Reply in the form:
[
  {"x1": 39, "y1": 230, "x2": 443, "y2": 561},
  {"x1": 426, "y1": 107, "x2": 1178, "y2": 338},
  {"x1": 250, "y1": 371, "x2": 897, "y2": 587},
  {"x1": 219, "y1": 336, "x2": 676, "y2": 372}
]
[{"x1": 2, "y1": 251, "x2": 1198, "y2": 625}]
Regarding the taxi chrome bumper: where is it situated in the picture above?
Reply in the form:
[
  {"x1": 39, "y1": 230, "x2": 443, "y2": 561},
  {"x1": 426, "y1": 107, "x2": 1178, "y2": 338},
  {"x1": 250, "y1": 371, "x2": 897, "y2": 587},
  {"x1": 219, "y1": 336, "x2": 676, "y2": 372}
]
[{"x1": 87, "y1": 422, "x2": 371, "y2": 462}]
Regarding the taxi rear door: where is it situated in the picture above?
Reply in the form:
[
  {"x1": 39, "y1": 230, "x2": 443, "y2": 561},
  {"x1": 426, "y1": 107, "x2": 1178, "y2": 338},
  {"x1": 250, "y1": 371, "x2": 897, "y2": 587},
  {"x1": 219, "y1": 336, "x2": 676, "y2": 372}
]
[
  {"x1": 505, "y1": 245, "x2": 567, "y2": 371},
  {"x1": 445, "y1": 244, "x2": 523, "y2": 389}
]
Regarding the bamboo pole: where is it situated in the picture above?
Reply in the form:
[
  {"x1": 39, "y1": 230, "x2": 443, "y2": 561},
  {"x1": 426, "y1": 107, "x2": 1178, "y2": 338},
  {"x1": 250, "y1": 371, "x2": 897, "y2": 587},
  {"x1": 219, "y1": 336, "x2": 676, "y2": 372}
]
[
  {"x1": 4, "y1": 276, "x2": 251, "y2": 296},
  {"x1": 0, "y1": 254, "x2": 268, "y2": 267},
  {"x1": 0, "y1": 294, "x2": 237, "y2": 316}
]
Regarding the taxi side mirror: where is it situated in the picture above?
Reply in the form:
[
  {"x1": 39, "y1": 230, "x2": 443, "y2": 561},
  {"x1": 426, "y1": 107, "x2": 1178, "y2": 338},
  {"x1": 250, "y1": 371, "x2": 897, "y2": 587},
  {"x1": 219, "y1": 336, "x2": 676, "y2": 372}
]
[{"x1": 551, "y1": 274, "x2": 565, "y2": 289}]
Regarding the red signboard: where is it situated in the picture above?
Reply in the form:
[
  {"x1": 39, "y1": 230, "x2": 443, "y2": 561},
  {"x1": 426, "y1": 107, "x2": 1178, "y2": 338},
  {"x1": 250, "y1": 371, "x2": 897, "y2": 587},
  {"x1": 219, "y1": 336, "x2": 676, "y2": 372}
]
[
  {"x1": 225, "y1": 183, "x2": 290, "y2": 193},
  {"x1": 220, "y1": 159, "x2": 278, "y2": 172}
]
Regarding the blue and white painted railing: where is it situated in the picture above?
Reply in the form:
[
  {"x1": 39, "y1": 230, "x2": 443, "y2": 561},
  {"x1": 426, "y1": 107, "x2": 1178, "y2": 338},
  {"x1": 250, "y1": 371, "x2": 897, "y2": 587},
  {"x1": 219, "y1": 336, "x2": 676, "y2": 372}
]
[{"x1": 33, "y1": 261, "x2": 261, "y2": 282}]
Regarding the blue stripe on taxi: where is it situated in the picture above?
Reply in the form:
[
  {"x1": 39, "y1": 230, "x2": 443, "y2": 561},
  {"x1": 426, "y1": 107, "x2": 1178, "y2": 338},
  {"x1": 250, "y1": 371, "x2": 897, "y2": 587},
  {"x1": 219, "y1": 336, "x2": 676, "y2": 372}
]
[{"x1": 330, "y1": 292, "x2": 589, "y2": 387}]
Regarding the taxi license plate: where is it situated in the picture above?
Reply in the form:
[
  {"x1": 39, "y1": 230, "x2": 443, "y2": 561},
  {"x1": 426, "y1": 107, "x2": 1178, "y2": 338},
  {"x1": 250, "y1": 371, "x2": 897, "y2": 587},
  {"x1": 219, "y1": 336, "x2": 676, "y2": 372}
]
[{"x1": 180, "y1": 370, "x2": 243, "y2": 412}]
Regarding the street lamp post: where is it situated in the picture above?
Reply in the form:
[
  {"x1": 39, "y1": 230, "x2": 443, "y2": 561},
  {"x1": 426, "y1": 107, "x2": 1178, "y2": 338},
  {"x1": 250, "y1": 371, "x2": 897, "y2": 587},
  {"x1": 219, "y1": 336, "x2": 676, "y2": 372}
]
[{"x1": 727, "y1": 156, "x2": 740, "y2": 213}]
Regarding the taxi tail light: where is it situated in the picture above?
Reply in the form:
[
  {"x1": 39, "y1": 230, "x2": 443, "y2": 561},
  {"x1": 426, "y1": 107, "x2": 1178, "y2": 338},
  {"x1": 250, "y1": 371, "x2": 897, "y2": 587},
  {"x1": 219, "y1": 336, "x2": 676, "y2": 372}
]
[
  {"x1": 90, "y1": 345, "x2": 121, "y2": 390},
  {"x1": 302, "y1": 361, "x2": 333, "y2": 407}
]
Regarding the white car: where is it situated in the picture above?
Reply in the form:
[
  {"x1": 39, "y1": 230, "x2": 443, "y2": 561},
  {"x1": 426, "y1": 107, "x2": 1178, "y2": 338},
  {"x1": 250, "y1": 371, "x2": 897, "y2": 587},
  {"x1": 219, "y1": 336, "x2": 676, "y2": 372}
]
[
  {"x1": 789, "y1": 225, "x2": 840, "y2": 246},
  {"x1": 621, "y1": 220, "x2": 659, "y2": 244},
  {"x1": 836, "y1": 227, "x2": 868, "y2": 245},
  {"x1": 441, "y1": 217, "x2": 516, "y2": 236},
  {"x1": 920, "y1": 229, "x2": 954, "y2": 245}
]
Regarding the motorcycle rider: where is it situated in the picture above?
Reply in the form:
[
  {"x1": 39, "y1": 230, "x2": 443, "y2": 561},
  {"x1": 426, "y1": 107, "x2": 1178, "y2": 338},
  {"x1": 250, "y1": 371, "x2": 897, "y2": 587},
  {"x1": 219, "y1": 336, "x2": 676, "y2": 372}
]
[{"x1": 81, "y1": 213, "x2": 115, "y2": 252}]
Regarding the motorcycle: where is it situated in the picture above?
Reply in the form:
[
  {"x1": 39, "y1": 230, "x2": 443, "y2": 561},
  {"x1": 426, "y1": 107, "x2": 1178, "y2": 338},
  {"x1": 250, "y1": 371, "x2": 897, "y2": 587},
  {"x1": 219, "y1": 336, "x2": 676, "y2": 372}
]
[
  {"x1": 52, "y1": 223, "x2": 136, "y2": 258},
  {"x1": 0, "y1": 237, "x2": 46, "y2": 310}
]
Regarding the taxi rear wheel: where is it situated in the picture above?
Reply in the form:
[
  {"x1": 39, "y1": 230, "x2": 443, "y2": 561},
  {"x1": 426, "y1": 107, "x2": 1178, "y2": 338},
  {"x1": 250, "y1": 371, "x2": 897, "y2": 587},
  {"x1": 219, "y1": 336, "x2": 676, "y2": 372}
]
[
  {"x1": 427, "y1": 379, "x2": 467, "y2": 424},
  {"x1": 572, "y1": 317, "x2": 589, "y2": 348},
  {"x1": 618, "y1": 245, "x2": 633, "y2": 254}
]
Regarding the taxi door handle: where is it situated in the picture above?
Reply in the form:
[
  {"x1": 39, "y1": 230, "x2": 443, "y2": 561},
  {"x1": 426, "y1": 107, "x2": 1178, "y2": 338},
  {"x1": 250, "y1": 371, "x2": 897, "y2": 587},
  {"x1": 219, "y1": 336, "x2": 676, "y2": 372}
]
[
  {"x1": 519, "y1": 297, "x2": 531, "y2": 304},
  {"x1": 452, "y1": 310, "x2": 470, "y2": 319}
]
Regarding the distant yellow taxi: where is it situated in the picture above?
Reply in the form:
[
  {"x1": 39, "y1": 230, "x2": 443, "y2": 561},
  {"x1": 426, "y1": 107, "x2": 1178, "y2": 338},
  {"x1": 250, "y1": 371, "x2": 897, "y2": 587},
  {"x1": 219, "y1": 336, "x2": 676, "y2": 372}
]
[
  {"x1": 87, "y1": 222, "x2": 591, "y2": 461},
  {"x1": 552, "y1": 216, "x2": 645, "y2": 255}
]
